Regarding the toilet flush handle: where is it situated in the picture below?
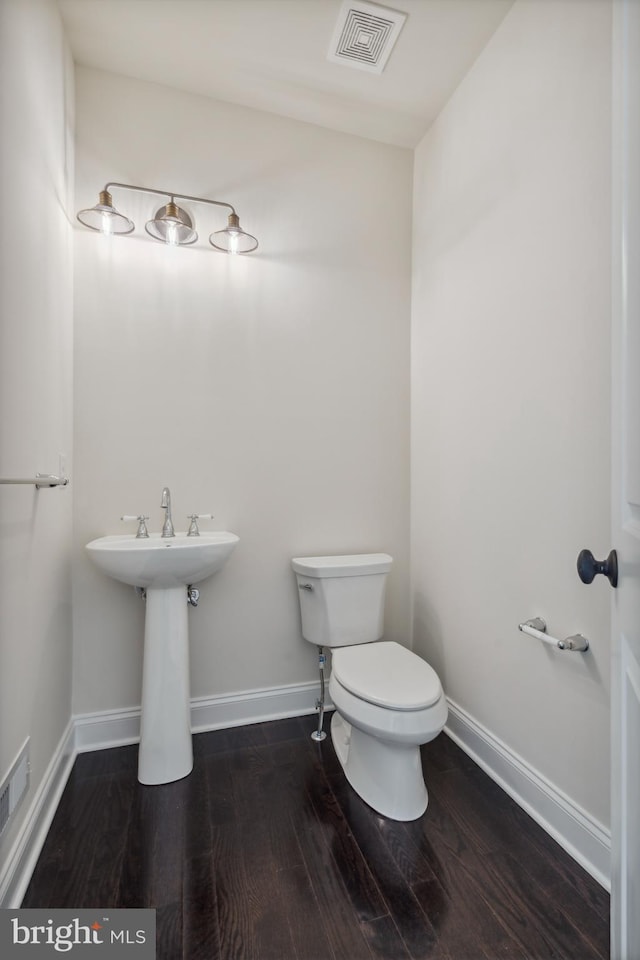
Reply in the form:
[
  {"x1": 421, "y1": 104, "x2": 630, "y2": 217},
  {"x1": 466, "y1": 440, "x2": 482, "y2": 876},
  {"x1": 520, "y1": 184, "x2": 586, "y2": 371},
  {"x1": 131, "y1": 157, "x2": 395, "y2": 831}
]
[{"x1": 298, "y1": 583, "x2": 314, "y2": 591}]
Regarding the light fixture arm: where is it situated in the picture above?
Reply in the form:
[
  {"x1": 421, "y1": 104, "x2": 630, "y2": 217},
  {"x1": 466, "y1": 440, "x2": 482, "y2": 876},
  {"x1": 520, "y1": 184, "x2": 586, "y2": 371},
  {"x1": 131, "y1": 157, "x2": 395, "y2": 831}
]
[{"x1": 103, "y1": 182, "x2": 237, "y2": 217}]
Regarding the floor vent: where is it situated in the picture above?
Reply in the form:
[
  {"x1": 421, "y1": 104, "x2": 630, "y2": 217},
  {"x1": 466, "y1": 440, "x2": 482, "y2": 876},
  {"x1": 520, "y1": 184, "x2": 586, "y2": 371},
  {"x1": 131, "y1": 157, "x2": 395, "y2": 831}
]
[
  {"x1": 328, "y1": 0, "x2": 407, "y2": 74},
  {"x1": 0, "y1": 739, "x2": 30, "y2": 838}
]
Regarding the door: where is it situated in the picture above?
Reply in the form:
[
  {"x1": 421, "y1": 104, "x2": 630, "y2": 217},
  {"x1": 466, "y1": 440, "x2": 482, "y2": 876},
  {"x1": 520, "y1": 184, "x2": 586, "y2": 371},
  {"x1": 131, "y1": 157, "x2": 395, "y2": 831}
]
[{"x1": 611, "y1": 1, "x2": 640, "y2": 956}]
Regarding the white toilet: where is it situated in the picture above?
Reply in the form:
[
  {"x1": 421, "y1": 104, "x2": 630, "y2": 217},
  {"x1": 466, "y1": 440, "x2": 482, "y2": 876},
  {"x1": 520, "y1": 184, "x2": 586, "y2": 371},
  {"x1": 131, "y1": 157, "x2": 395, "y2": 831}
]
[{"x1": 292, "y1": 552, "x2": 447, "y2": 821}]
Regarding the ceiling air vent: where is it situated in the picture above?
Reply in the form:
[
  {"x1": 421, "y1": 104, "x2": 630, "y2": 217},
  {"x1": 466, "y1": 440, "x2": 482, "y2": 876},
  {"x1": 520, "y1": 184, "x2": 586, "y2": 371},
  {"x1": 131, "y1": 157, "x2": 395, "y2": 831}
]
[{"x1": 328, "y1": 0, "x2": 407, "y2": 74}]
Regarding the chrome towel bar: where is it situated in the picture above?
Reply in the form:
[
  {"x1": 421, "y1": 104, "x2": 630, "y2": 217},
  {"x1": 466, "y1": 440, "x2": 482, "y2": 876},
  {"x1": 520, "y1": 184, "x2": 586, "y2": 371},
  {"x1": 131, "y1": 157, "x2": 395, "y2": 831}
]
[
  {"x1": 518, "y1": 617, "x2": 589, "y2": 652},
  {"x1": 0, "y1": 474, "x2": 69, "y2": 488}
]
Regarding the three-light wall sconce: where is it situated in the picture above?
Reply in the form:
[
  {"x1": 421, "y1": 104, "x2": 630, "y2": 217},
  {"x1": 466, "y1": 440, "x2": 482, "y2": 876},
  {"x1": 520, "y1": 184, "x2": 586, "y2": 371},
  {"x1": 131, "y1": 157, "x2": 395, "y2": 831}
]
[{"x1": 77, "y1": 182, "x2": 258, "y2": 254}]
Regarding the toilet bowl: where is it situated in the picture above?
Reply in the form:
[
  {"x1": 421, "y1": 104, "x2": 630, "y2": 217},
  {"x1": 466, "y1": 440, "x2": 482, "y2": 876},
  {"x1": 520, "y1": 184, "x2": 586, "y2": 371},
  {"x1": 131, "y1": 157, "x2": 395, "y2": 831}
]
[
  {"x1": 330, "y1": 641, "x2": 448, "y2": 819},
  {"x1": 292, "y1": 553, "x2": 447, "y2": 821}
]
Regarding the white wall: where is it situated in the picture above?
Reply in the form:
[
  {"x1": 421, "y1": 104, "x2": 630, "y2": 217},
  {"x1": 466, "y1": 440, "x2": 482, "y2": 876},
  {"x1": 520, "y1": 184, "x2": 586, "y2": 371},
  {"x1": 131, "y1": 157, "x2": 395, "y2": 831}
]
[
  {"x1": 411, "y1": 0, "x2": 612, "y2": 828},
  {"x1": 0, "y1": 0, "x2": 74, "y2": 861},
  {"x1": 72, "y1": 68, "x2": 412, "y2": 714}
]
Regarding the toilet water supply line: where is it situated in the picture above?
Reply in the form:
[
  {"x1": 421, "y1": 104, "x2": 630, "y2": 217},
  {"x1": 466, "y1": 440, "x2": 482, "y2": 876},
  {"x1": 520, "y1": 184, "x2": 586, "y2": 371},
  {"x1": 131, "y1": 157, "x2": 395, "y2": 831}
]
[{"x1": 311, "y1": 646, "x2": 328, "y2": 742}]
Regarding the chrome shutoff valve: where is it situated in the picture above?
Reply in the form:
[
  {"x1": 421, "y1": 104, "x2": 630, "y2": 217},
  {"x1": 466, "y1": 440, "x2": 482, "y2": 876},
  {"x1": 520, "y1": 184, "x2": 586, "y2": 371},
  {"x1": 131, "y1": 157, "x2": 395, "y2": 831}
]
[
  {"x1": 187, "y1": 513, "x2": 213, "y2": 537},
  {"x1": 187, "y1": 586, "x2": 200, "y2": 607}
]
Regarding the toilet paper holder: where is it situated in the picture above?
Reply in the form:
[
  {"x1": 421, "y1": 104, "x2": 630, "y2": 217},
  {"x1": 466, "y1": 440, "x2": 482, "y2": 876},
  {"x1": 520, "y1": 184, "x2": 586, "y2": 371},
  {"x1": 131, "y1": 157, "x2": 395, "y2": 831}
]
[{"x1": 518, "y1": 618, "x2": 589, "y2": 652}]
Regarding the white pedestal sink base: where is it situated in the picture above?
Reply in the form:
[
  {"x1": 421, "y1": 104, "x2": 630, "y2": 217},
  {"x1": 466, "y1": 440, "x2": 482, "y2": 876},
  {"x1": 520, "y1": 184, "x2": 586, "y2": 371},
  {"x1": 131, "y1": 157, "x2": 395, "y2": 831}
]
[
  {"x1": 85, "y1": 530, "x2": 239, "y2": 785},
  {"x1": 138, "y1": 586, "x2": 193, "y2": 785}
]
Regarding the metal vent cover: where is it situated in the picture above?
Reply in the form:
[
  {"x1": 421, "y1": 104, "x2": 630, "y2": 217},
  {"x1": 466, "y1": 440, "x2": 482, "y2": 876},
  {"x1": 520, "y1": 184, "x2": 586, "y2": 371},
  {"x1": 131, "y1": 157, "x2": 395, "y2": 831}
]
[
  {"x1": 328, "y1": 0, "x2": 407, "y2": 74},
  {"x1": 0, "y1": 738, "x2": 29, "y2": 839}
]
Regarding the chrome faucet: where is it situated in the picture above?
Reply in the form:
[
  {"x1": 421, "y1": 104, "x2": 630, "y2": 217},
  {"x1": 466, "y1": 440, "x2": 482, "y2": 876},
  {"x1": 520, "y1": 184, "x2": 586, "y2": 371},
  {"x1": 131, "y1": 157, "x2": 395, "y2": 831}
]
[{"x1": 160, "y1": 487, "x2": 175, "y2": 538}]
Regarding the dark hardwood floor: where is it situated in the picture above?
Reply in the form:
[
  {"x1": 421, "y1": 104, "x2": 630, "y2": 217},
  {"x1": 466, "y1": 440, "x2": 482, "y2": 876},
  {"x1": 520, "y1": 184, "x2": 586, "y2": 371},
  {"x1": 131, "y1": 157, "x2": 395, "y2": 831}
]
[{"x1": 22, "y1": 715, "x2": 610, "y2": 960}]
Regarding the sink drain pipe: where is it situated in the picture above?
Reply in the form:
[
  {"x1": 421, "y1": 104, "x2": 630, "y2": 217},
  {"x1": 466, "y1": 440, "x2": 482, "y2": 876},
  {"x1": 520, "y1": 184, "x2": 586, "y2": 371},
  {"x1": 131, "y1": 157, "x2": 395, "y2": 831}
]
[{"x1": 311, "y1": 646, "x2": 327, "y2": 742}]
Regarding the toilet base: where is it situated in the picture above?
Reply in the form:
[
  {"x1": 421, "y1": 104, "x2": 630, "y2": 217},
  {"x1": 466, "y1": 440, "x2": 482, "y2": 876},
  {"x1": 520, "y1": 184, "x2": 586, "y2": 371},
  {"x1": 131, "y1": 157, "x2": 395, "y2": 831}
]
[{"x1": 331, "y1": 712, "x2": 428, "y2": 821}]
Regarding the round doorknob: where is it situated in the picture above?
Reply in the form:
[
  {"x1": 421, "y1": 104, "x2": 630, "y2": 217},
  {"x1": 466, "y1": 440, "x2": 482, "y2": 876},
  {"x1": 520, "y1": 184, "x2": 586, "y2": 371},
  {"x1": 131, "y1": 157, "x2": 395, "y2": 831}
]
[{"x1": 577, "y1": 548, "x2": 618, "y2": 588}]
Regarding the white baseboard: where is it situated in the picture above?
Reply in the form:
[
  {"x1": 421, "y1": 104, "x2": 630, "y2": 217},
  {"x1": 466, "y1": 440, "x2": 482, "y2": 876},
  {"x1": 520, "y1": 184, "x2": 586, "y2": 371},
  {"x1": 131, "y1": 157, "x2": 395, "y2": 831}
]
[
  {"x1": 0, "y1": 720, "x2": 76, "y2": 908},
  {"x1": 74, "y1": 679, "x2": 330, "y2": 753},
  {"x1": 190, "y1": 679, "x2": 331, "y2": 733},
  {"x1": 445, "y1": 697, "x2": 611, "y2": 890},
  {"x1": 74, "y1": 706, "x2": 141, "y2": 753}
]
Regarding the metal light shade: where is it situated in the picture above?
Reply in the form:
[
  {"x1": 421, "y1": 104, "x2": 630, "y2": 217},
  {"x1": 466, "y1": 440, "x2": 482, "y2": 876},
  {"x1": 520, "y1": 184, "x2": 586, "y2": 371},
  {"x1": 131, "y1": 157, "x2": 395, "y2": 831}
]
[
  {"x1": 209, "y1": 213, "x2": 258, "y2": 254},
  {"x1": 76, "y1": 190, "x2": 135, "y2": 235},
  {"x1": 145, "y1": 201, "x2": 198, "y2": 245}
]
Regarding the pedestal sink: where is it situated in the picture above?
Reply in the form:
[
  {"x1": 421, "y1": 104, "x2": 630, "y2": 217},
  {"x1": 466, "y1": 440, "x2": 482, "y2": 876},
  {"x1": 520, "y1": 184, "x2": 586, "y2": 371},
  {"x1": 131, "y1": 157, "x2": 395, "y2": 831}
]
[{"x1": 86, "y1": 532, "x2": 239, "y2": 785}]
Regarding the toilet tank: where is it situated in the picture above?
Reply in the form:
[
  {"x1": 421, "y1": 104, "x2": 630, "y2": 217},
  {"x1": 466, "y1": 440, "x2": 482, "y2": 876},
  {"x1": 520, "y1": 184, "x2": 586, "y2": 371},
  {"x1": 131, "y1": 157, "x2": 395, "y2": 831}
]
[{"x1": 291, "y1": 553, "x2": 392, "y2": 648}]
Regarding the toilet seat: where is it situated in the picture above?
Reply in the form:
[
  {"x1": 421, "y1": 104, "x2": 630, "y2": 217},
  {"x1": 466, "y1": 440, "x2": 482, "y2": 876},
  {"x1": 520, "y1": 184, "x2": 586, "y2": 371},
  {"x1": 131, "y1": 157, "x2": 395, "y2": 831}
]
[
  {"x1": 331, "y1": 641, "x2": 442, "y2": 711},
  {"x1": 329, "y1": 671, "x2": 448, "y2": 746}
]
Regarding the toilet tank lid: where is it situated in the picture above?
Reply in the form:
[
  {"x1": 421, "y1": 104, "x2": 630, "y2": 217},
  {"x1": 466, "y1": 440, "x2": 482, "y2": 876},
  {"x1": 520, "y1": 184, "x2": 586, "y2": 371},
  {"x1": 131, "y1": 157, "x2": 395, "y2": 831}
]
[{"x1": 292, "y1": 553, "x2": 392, "y2": 578}]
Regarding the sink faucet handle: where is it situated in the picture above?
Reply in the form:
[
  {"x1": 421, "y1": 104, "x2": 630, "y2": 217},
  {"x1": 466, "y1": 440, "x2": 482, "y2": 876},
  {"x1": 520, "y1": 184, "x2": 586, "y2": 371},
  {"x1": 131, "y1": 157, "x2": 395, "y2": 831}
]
[
  {"x1": 187, "y1": 513, "x2": 214, "y2": 537},
  {"x1": 121, "y1": 514, "x2": 150, "y2": 539}
]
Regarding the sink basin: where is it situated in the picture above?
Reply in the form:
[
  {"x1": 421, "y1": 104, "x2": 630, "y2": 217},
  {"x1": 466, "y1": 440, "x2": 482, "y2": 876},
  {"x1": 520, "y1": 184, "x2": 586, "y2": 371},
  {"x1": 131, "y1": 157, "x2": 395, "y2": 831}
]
[
  {"x1": 86, "y1": 532, "x2": 239, "y2": 588},
  {"x1": 85, "y1": 529, "x2": 239, "y2": 786}
]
